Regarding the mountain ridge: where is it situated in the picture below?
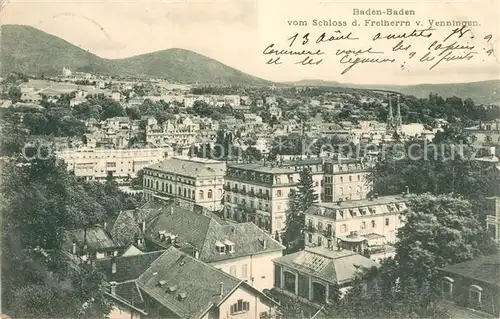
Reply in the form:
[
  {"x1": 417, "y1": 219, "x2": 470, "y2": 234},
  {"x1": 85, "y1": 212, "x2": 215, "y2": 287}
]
[
  {"x1": 1, "y1": 24, "x2": 271, "y2": 85},
  {"x1": 1, "y1": 24, "x2": 499, "y2": 104}
]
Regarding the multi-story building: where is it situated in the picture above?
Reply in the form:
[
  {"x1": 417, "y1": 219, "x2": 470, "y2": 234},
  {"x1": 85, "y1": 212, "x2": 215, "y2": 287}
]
[
  {"x1": 323, "y1": 158, "x2": 371, "y2": 202},
  {"x1": 466, "y1": 119, "x2": 500, "y2": 147},
  {"x1": 486, "y1": 197, "x2": 500, "y2": 243},
  {"x1": 304, "y1": 195, "x2": 409, "y2": 258},
  {"x1": 96, "y1": 247, "x2": 279, "y2": 319},
  {"x1": 146, "y1": 116, "x2": 200, "y2": 147},
  {"x1": 224, "y1": 156, "x2": 374, "y2": 234},
  {"x1": 224, "y1": 163, "x2": 296, "y2": 234},
  {"x1": 142, "y1": 156, "x2": 226, "y2": 211},
  {"x1": 58, "y1": 147, "x2": 171, "y2": 182},
  {"x1": 144, "y1": 204, "x2": 284, "y2": 292}
]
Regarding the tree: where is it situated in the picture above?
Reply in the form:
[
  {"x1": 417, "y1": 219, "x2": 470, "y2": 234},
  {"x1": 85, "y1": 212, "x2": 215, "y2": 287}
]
[
  {"x1": 283, "y1": 168, "x2": 318, "y2": 252},
  {"x1": 1, "y1": 156, "x2": 113, "y2": 318},
  {"x1": 395, "y1": 194, "x2": 497, "y2": 311},
  {"x1": 8, "y1": 86, "x2": 21, "y2": 103}
]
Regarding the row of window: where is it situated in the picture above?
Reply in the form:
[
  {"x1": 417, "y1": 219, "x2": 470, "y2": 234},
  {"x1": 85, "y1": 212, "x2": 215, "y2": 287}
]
[
  {"x1": 307, "y1": 218, "x2": 392, "y2": 233},
  {"x1": 230, "y1": 299, "x2": 250, "y2": 315},
  {"x1": 144, "y1": 179, "x2": 222, "y2": 200},
  {"x1": 226, "y1": 196, "x2": 271, "y2": 211},
  {"x1": 442, "y1": 277, "x2": 483, "y2": 307}
]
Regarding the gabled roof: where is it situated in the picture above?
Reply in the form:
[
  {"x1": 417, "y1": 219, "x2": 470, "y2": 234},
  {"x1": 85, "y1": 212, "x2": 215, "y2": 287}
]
[
  {"x1": 62, "y1": 227, "x2": 117, "y2": 253},
  {"x1": 136, "y1": 247, "x2": 241, "y2": 319},
  {"x1": 94, "y1": 250, "x2": 165, "y2": 283},
  {"x1": 108, "y1": 200, "x2": 169, "y2": 246},
  {"x1": 439, "y1": 253, "x2": 500, "y2": 287},
  {"x1": 146, "y1": 206, "x2": 284, "y2": 263},
  {"x1": 273, "y1": 246, "x2": 378, "y2": 285}
]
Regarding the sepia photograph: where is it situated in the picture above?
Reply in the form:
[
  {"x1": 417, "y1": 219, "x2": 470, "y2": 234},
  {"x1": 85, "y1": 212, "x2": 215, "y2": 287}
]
[{"x1": 0, "y1": 0, "x2": 499, "y2": 318}]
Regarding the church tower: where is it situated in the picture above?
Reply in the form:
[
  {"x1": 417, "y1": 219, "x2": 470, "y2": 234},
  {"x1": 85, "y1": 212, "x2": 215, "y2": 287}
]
[
  {"x1": 386, "y1": 95, "x2": 395, "y2": 130},
  {"x1": 395, "y1": 95, "x2": 403, "y2": 133}
]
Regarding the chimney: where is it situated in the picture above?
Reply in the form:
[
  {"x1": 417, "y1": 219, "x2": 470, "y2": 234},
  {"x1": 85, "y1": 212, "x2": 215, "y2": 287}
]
[
  {"x1": 142, "y1": 220, "x2": 146, "y2": 233},
  {"x1": 405, "y1": 186, "x2": 410, "y2": 195},
  {"x1": 170, "y1": 206, "x2": 174, "y2": 215},
  {"x1": 263, "y1": 239, "x2": 267, "y2": 250},
  {"x1": 111, "y1": 258, "x2": 117, "y2": 274},
  {"x1": 104, "y1": 221, "x2": 108, "y2": 229},
  {"x1": 219, "y1": 282, "x2": 224, "y2": 296},
  {"x1": 72, "y1": 242, "x2": 76, "y2": 255},
  {"x1": 110, "y1": 281, "x2": 117, "y2": 295},
  {"x1": 194, "y1": 249, "x2": 200, "y2": 259}
]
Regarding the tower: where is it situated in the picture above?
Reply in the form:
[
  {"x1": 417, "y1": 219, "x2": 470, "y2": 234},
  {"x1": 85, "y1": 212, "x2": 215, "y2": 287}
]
[
  {"x1": 386, "y1": 95, "x2": 395, "y2": 130},
  {"x1": 395, "y1": 95, "x2": 403, "y2": 133}
]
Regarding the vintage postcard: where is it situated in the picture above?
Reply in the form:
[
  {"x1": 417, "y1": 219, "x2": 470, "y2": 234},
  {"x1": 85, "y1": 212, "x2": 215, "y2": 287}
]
[{"x1": 0, "y1": 0, "x2": 499, "y2": 318}]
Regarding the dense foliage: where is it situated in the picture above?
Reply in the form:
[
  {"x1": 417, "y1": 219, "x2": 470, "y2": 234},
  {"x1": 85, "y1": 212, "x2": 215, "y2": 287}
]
[{"x1": 1, "y1": 155, "x2": 143, "y2": 318}]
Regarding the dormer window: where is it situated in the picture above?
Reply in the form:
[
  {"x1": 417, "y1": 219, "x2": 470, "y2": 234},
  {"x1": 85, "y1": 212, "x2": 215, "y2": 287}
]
[
  {"x1": 442, "y1": 277, "x2": 454, "y2": 297},
  {"x1": 215, "y1": 241, "x2": 225, "y2": 254},
  {"x1": 224, "y1": 239, "x2": 235, "y2": 253},
  {"x1": 469, "y1": 284, "x2": 483, "y2": 308}
]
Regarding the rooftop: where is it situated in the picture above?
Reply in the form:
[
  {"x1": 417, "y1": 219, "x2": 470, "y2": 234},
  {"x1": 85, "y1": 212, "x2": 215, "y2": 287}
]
[
  {"x1": 314, "y1": 195, "x2": 409, "y2": 210},
  {"x1": 136, "y1": 247, "x2": 241, "y2": 318},
  {"x1": 145, "y1": 205, "x2": 284, "y2": 263},
  {"x1": 227, "y1": 163, "x2": 296, "y2": 174},
  {"x1": 439, "y1": 253, "x2": 500, "y2": 287},
  {"x1": 146, "y1": 156, "x2": 226, "y2": 177},
  {"x1": 273, "y1": 246, "x2": 379, "y2": 285},
  {"x1": 63, "y1": 227, "x2": 117, "y2": 252},
  {"x1": 94, "y1": 250, "x2": 166, "y2": 283}
]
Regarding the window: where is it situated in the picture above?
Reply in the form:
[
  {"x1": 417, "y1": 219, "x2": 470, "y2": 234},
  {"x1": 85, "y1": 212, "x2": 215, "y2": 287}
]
[
  {"x1": 341, "y1": 224, "x2": 347, "y2": 233},
  {"x1": 208, "y1": 189, "x2": 213, "y2": 199},
  {"x1": 469, "y1": 285, "x2": 483, "y2": 307},
  {"x1": 356, "y1": 186, "x2": 361, "y2": 194},
  {"x1": 371, "y1": 220, "x2": 376, "y2": 228},
  {"x1": 442, "y1": 277, "x2": 454, "y2": 297},
  {"x1": 199, "y1": 190, "x2": 204, "y2": 200},
  {"x1": 230, "y1": 300, "x2": 250, "y2": 315},
  {"x1": 242, "y1": 264, "x2": 248, "y2": 278},
  {"x1": 340, "y1": 187, "x2": 344, "y2": 195},
  {"x1": 230, "y1": 266, "x2": 237, "y2": 276},
  {"x1": 361, "y1": 221, "x2": 366, "y2": 230},
  {"x1": 308, "y1": 234, "x2": 312, "y2": 243},
  {"x1": 326, "y1": 187, "x2": 332, "y2": 195},
  {"x1": 277, "y1": 190, "x2": 283, "y2": 197},
  {"x1": 340, "y1": 177, "x2": 344, "y2": 183},
  {"x1": 357, "y1": 175, "x2": 360, "y2": 181},
  {"x1": 317, "y1": 236, "x2": 322, "y2": 246},
  {"x1": 349, "y1": 175, "x2": 352, "y2": 182},
  {"x1": 385, "y1": 218, "x2": 390, "y2": 226}
]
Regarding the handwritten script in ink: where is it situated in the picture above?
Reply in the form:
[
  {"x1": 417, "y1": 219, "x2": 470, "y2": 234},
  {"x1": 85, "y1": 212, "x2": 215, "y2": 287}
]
[{"x1": 262, "y1": 25, "x2": 496, "y2": 75}]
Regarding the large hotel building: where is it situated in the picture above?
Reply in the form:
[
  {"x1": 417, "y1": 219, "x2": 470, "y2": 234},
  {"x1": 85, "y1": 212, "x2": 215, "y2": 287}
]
[
  {"x1": 58, "y1": 147, "x2": 171, "y2": 182},
  {"x1": 142, "y1": 156, "x2": 226, "y2": 212},
  {"x1": 224, "y1": 158, "x2": 372, "y2": 234}
]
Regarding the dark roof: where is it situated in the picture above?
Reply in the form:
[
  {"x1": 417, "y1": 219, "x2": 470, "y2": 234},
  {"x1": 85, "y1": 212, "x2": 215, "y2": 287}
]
[
  {"x1": 63, "y1": 227, "x2": 117, "y2": 252},
  {"x1": 146, "y1": 206, "x2": 284, "y2": 263},
  {"x1": 94, "y1": 250, "x2": 165, "y2": 283},
  {"x1": 136, "y1": 247, "x2": 241, "y2": 319},
  {"x1": 109, "y1": 200, "x2": 167, "y2": 246},
  {"x1": 439, "y1": 253, "x2": 500, "y2": 287},
  {"x1": 273, "y1": 246, "x2": 379, "y2": 285},
  {"x1": 115, "y1": 281, "x2": 144, "y2": 305}
]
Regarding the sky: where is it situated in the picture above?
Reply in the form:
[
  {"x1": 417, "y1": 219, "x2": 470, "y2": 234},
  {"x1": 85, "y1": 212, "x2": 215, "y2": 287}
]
[{"x1": 1, "y1": 0, "x2": 499, "y2": 85}]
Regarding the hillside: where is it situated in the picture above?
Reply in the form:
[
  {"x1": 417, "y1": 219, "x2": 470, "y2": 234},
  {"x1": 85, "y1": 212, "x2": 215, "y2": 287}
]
[
  {"x1": 287, "y1": 79, "x2": 500, "y2": 105},
  {"x1": 0, "y1": 24, "x2": 271, "y2": 85}
]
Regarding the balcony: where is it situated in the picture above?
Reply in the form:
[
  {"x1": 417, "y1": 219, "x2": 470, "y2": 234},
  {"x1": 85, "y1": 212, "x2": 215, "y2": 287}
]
[
  {"x1": 323, "y1": 230, "x2": 334, "y2": 238},
  {"x1": 223, "y1": 185, "x2": 231, "y2": 191}
]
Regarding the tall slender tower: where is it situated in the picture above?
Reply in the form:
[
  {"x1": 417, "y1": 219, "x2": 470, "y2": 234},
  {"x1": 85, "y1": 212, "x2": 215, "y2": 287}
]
[
  {"x1": 395, "y1": 95, "x2": 403, "y2": 132},
  {"x1": 386, "y1": 95, "x2": 395, "y2": 130}
]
